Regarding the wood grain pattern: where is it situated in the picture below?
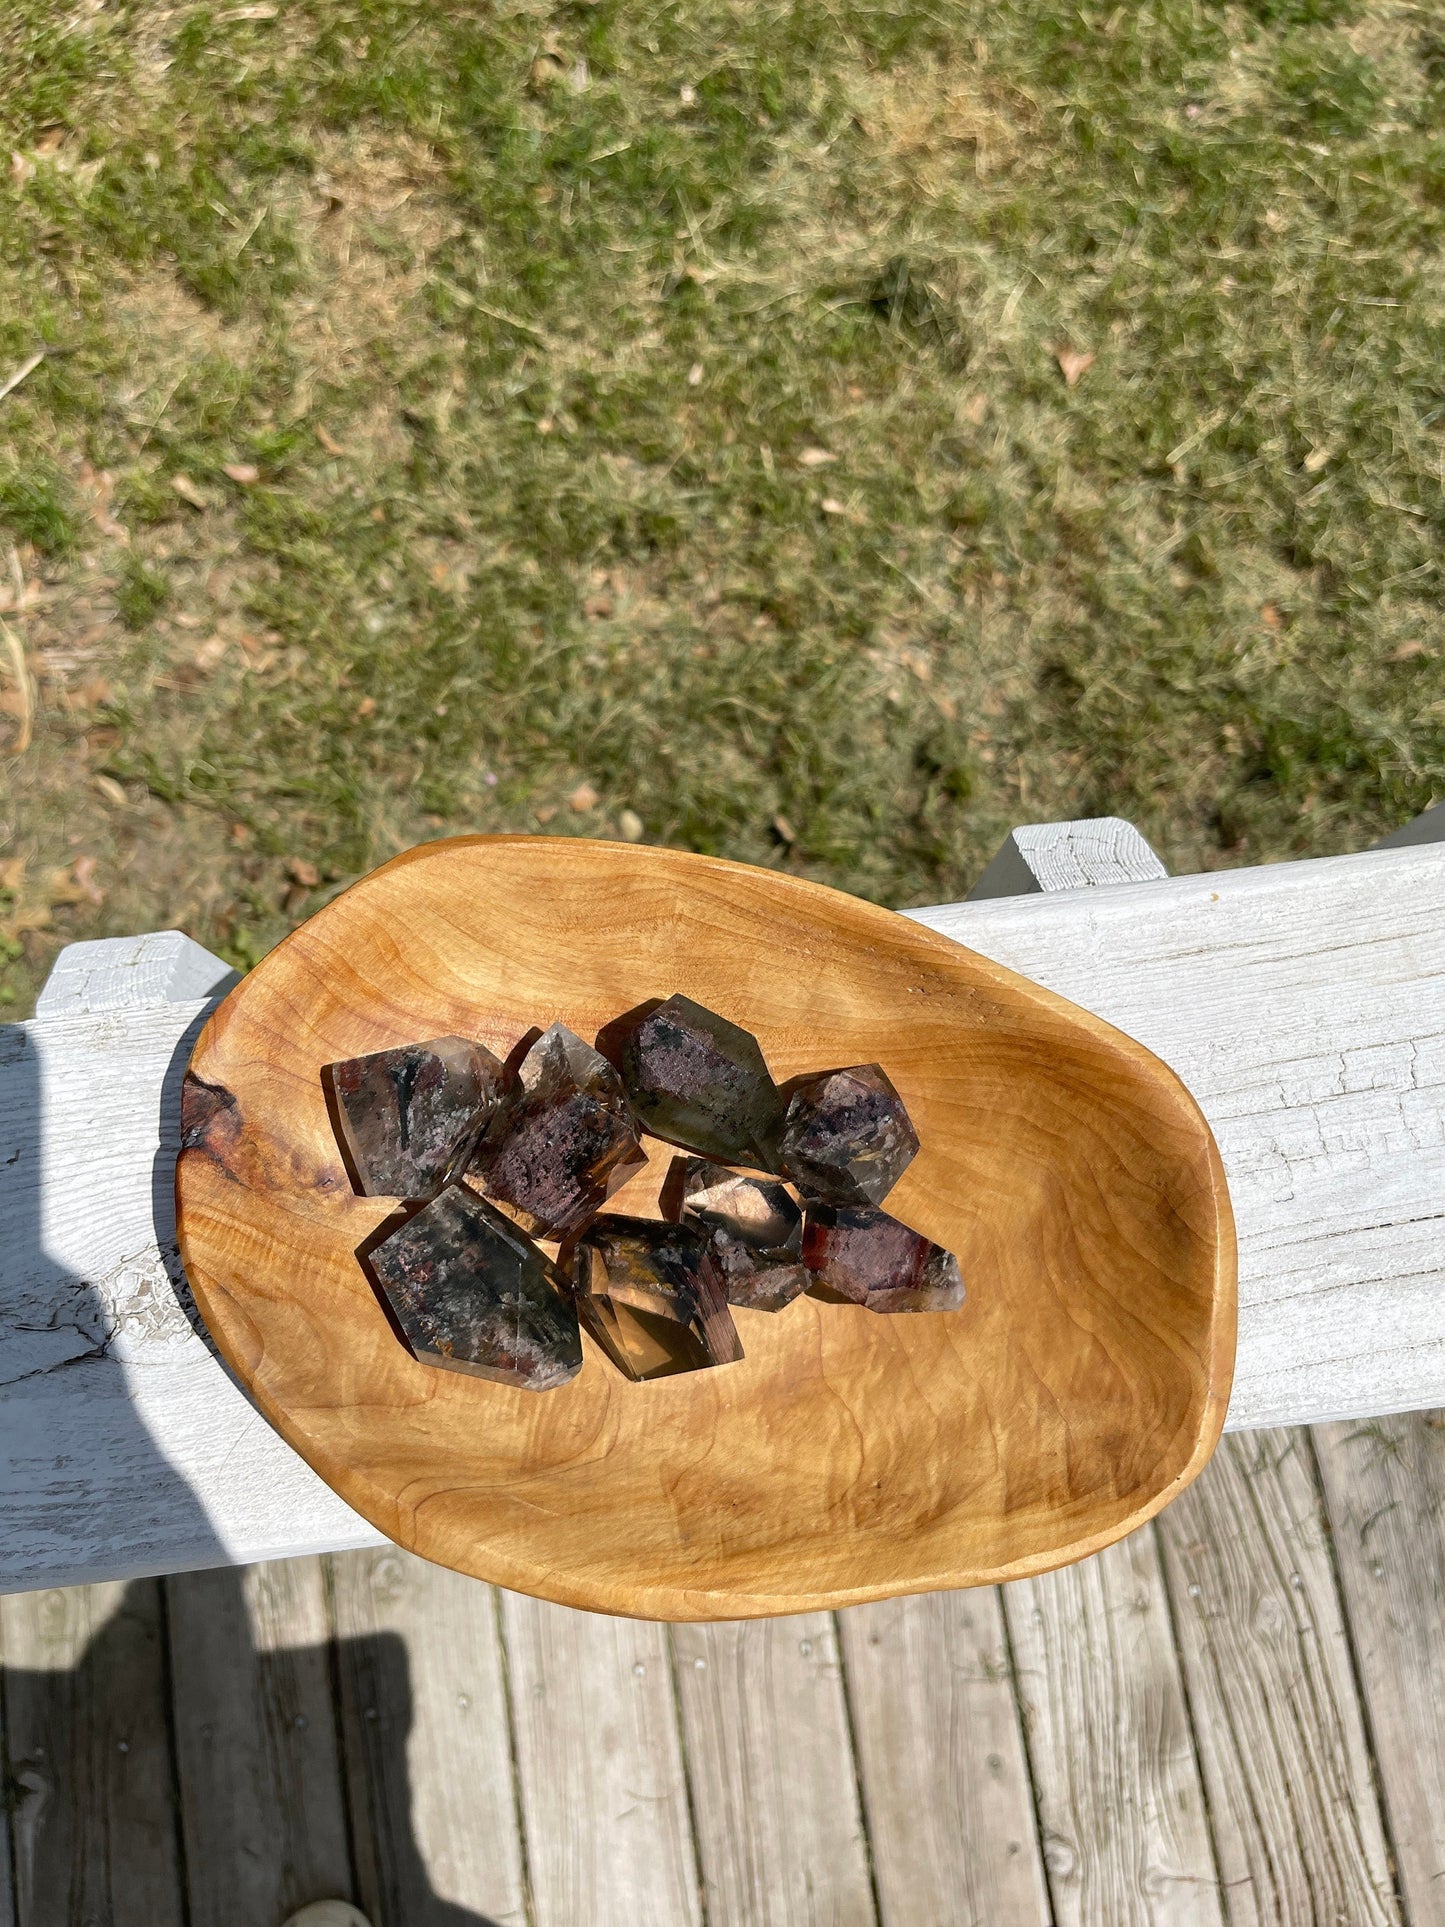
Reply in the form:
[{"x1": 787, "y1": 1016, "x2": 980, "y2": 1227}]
[
  {"x1": 329, "y1": 1548, "x2": 529, "y2": 1925},
  {"x1": 670, "y1": 1614, "x2": 876, "y2": 1926},
  {"x1": 1155, "y1": 1433, "x2": 1398, "y2": 1926},
  {"x1": 967, "y1": 817, "x2": 1167, "y2": 900},
  {"x1": 837, "y1": 1590, "x2": 1050, "y2": 1926},
  {"x1": 499, "y1": 1591, "x2": 702, "y2": 1927},
  {"x1": 1004, "y1": 1535, "x2": 1224, "y2": 1927},
  {"x1": 0, "y1": 1581, "x2": 186, "y2": 1927},
  {"x1": 1314, "y1": 1412, "x2": 1445, "y2": 1921},
  {"x1": 166, "y1": 1558, "x2": 355, "y2": 1926},
  {"x1": 175, "y1": 837, "x2": 1234, "y2": 1618}
]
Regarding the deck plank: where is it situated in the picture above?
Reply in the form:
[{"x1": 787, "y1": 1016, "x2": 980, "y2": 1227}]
[
  {"x1": 166, "y1": 1557, "x2": 354, "y2": 1925},
  {"x1": 670, "y1": 1614, "x2": 875, "y2": 1927},
  {"x1": 1157, "y1": 1432, "x2": 1399, "y2": 1926},
  {"x1": 330, "y1": 1547, "x2": 529, "y2": 1926},
  {"x1": 1314, "y1": 1411, "x2": 1445, "y2": 1923},
  {"x1": 0, "y1": 1580, "x2": 185, "y2": 1927},
  {"x1": 498, "y1": 1594, "x2": 701, "y2": 1927},
  {"x1": 837, "y1": 1589, "x2": 1049, "y2": 1927},
  {"x1": 1003, "y1": 1532, "x2": 1223, "y2": 1927}
]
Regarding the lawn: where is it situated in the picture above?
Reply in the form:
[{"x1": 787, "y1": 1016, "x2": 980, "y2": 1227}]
[{"x1": 1, "y1": 0, "x2": 1442, "y2": 1010}]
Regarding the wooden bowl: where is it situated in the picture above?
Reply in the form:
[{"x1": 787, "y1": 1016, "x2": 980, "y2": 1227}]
[{"x1": 176, "y1": 836, "x2": 1235, "y2": 1620}]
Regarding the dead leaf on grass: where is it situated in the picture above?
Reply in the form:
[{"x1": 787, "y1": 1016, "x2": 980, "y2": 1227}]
[
  {"x1": 191, "y1": 634, "x2": 230, "y2": 671},
  {"x1": 45, "y1": 866, "x2": 90, "y2": 908},
  {"x1": 224, "y1": 462, "x2": 261, "y2": 485},
  {"x1": 771, "y1": 813, "x2": 796, "y2": 845},
  {"x1": 617, "y1": 808, "x2": 644, "y2": 842},
  {"x1": 798, "y1": 447, "x2": 836, "y2": 468},
  {"x1": 0, "y1": 620, "x2": 33, "y2": 752},
  {"x1": 316, "y1": 426, "x2": 347, "y2": 456},
  {"x1": 0, "y1": 858, "x2": 25, "y2": 892},
  {"x1": 287, "y1": 856, "x2": 321, "y2": 888},
  {"x1": 2, "y1": 904, "x2": 51, "y2": 939},
  {"x1": 1053, "y1": 346, "x2": 1095, "y2": 388},
  {"x1": 170, "y1": 473, "x2": 214, "y2": 511},
  {"x1": 1389, "y1": 640, "x2": 1430, "y2": 661},
  {"x1": 534, "y1": 804, "x2": 557, "y2": 824},
  {"x1": 569, "y1": 782, "x2": 599, "y2": 813},
  {"x1": 72, "y1": 855, "x2": 103, "y2": 905},
  {"x1": 92, "y1": 774, "x2": 128, "y2": 807}
]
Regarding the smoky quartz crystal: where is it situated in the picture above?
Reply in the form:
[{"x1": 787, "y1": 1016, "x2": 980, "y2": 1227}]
[
  {"x1": 802, "y1": 1200, "x2": 964, "y2": 1313},
  {"x1": 672, "y1": 1157, "x2": 807, "y2": 1312},
  {"x1": 465, "y1": 1023, "x2": 645, "y2": 1241},
  {"x1": 365, "y1": 1184, "x2": 583, "y2": 1389},
  {"x1": 324, "y1": 1035, "x2": 504, "y2": 1199},
  {"x1": 571, "y1": 1213, "x2": 744, "y2": 1380},
  {"x1": 777, "y1": 1064, "x2": 919, "y2": 1207},
  {"x1": 602, "y1": 994, "x2": 781, "y2": 1167}
]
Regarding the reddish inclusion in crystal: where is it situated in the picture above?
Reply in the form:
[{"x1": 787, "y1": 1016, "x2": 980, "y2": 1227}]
[
  {"x1": 323, "y1": 1036, "x2": 505, "y2": 1199},
  {"x1": 365, "y1": 1185, "x2": 582, "y2": 1389},
  {"x1": 465, "y1": 1023, "x2": 645, "y2": 1241},
  {"x1": 802, "y1": 1201, "x2": 964, "y2": 1313}
]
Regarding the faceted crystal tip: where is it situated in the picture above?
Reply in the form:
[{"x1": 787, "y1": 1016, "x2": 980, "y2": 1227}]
[
  {"x1": 599, "y1": 994, "x2": 781, "y2": 1168},
  {"x1": 802, "y1": 1200, "x2": 964, "y2": 1313},
  {"x1": 465, "y1": 1023, "x2": 646, "y2": 1241},
  {"x1": 364, "y1": 1185, "x2": 583, "y2": 1389},
  {"x1": 777, "y1": 1063, "x2": 920, "y2": 1208},
  {"x1": 571, "y1": 1212, "x2": 744, "y2": 1379},
  {"x1": 672, "y1": 1157, "x2": 808, "y2": 1313},
  {"x1": 323, "y1": 1036, "x2": 506, "y2": 1200}
]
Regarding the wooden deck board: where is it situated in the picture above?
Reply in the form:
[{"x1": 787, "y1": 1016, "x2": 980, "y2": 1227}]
[
  {"x1": 165, "y1": 1557, "x2": 355, "y2": 1925},
  {"x1": 837, "y1": 1589, "x2": 1050, "y2": 1926},
  {"x1": 498, "y1": 1594, "x2": 702, "y2": 1927},
  {"x1": 330, "y1": 1548, "x2": 529, "y2": 1926},
  {"x1": 1156, "y1": 1432, "x2": 1399, "y2": 1926},
  {"x1": 670, "y1": 1613, "x2": 876, "y2": 1927},
  {"x1": 0, "y1": 1580, "x2": 185, "y2": 1927},
  {"x1": 1003, "y1": 1531, "x2": 1224, "y2": 1927},
  {"x1": 1314, "y1": 1412, "x2": 1445, "y2": 1923},
  {"x1": 0, "y1": 1434, "x2": 1439, "y2": 1927}
]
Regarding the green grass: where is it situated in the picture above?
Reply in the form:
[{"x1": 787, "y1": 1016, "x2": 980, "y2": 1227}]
[{"x1": 0, "y1": 0, "x2": 1442, "y2": 1005}]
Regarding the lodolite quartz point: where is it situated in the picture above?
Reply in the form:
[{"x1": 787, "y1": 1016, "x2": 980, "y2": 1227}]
[
  {"x1": 324, "y1": 1035, "x2": 504, "y2": 1199},
  {"x1": 672, "y1": 1157, "x2": 807, "y2": 1312},
  {"x1": 571, "y1": 1214, "x2": 744, "y2": 1380},
  {"x1": 465, "y1": 1023, "x2": 646, "y2": 1241},
  {"x1": 802, "y1": 1200, "x2": 964, "y2": 1314},
  {"x1": 777, "y1": 1064, "x2": 919, "y2": 1207},
  {"x1": 601, "y1": 993, "x2": 781, "y2": 1167},
  {"x1": 365, "y1": 1185, "x2": 582, "y2": 1389}
]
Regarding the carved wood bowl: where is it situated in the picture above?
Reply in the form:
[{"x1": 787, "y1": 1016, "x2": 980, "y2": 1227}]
[{"x1": 175, "y1": 837, "x2": 1236, "y2": 1620}]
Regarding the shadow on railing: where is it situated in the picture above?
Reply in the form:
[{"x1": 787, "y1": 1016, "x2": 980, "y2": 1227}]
[{"x1": 0, "y1": 1006, "x2": 500, "y2": 1925}]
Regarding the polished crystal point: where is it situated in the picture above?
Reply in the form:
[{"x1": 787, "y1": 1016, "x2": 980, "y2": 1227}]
[
  {"x1": 602, "y1": 994, "x2": 781, "y2": 1166},
  {"x1": 465, "y1": 1023, "x2": 645, "y2": 1241},
  {"x1": 777, "y1": 1064, "x2": 919, "y2": 1207},
  {"x1": 672, "y1": 1157, "x2": 807, "y2": 1312},
  {"x1": 324, "y1": 1036, "x2": 504, "y2": 1199},
  {"x1": 802, "y1": 1200, "x2": 964, "y2": 1313},
  {"x1": 365, "y1": 1185, "x2": 582, "y2": 1388},
  {"x1": 572, "y1": 1214, "x2": 744, "y2": 1379}
]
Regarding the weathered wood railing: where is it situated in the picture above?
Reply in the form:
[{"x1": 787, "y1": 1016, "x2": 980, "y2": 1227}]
[{"x1": 1, "y1": 815, "x2": 1441, "y2": 1592}]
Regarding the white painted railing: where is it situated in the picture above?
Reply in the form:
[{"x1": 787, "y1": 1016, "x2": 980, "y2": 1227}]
[{"x1": 1, "y1": 816, "x2": 1441, "y2": 1591}]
